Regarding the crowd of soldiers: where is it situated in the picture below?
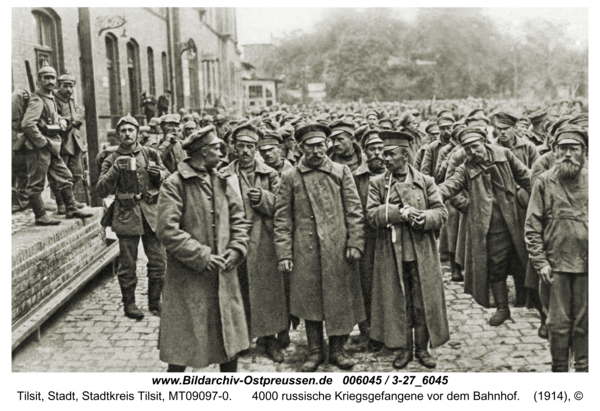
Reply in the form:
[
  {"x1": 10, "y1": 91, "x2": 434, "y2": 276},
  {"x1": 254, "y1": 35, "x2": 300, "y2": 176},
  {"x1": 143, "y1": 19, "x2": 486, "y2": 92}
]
[{"x1": 12, "y1": 64, "x2": 588, "y2": 374}]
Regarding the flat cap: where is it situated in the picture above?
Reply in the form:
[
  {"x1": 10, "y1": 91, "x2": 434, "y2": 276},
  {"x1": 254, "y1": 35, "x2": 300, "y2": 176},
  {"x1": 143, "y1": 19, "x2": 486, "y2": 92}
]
[
  {"x1": 116, "y1": 113, "x2": 139, "y2": 129},
  {"x1": 366, "y1": 109, "x2": 379, "y2": 119},
  {"x1": 467, "y1": 108, "x2": 485, "y2": 118},
  {"x1": 295, "y1": 123, "x2": 331, "y2": 145},
  {"x1": 399, "y1": 112, "x2": 415, "y2": 128},
  {"x1": 148, "y1": 117, "x2": 162, "y2": 127},
  {"x1": 425, "y1": 123, "x2": 440, "y2": 134},
  {"x1": 451, "y1": 124, "x2": 467, "y2": 141},
  {"x1": 183, "y1": 121, "x2": 197, "y2": 130},
  {"x1": 381, "y1": 130, "x2": 414, "y2": 150},
  {"x1": 568, "y1": 113, "x2": 588, "y2": 129},
  {"x1": 555, "y1": 125, "x2": 587, "y2": 147},
  {"x1": 528, "y1": 109, "x2": 548, "y2": 124},
  {"x1": 182, "y1": 125, "x2": 224, "y2": 153},
  {"x1": 516, "y1": 117, "x2": 530, "y2": 126},
  {"x1": 362, "y1": 129, "x2": 383, "y2": 147},
  {"x1": 437, "y1": 109, "x2": 453, "y2": 119},
  {"x1": 458, "y1": 127, "x2": 487, "y2": 146},
  {"x1": 258, "y1": 130, "x2": 283, "y2": 149},
  {"x1": 162, "y1": 113, "x2": 180, "y2": 124},
  {"x1": 58, "y1": 72, "x2": 76, "y2": 84},
  {"x1": 437, "y1": 116, "x2": 454, "y2": 127},
  {"x1": 329, "y1": 119, "x2": 355, "y2": 138},
  {"x1": 378, "y1": 118, "x2": 394, "y2": 130},
  {"x1": 494, "y1": 112, "x2": 518, "y2": 127},
  {"x1": 232, "y1": 122, "x2": 263, "y2": 144},
  {"x1": 465, "y1": 115, "x2": 490, "y2": 127},
  {"x1": 549, "y1": 117, "x2": 572, "y2": 137}
]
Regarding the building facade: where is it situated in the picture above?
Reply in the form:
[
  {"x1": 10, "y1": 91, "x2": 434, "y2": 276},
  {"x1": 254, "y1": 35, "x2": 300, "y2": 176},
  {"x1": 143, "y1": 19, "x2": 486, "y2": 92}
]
[{"x1": 12, "y1": 7, "x2": 244, "y2": 148}]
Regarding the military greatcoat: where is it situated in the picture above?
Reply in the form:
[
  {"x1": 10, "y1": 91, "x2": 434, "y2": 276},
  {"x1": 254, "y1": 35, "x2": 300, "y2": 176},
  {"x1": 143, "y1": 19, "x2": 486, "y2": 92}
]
[{"x1": 274, "y1": 157, "x2": 366, "y2": 336}]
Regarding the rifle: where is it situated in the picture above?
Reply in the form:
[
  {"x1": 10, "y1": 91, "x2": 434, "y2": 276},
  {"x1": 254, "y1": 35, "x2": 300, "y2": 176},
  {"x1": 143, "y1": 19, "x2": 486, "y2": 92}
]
[
  {"x1": 81, "y1": 152, "x2": 92, "y2": 206},
  {"x1": 25, "y1": 60, "x2": 35, "y2": 93}
]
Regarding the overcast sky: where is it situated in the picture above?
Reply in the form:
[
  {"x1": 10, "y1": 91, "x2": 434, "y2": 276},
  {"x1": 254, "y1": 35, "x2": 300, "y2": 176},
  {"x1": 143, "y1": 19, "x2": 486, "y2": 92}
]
[{"x1": 237, "y1": 7, "x2": 588, "y2": 48}]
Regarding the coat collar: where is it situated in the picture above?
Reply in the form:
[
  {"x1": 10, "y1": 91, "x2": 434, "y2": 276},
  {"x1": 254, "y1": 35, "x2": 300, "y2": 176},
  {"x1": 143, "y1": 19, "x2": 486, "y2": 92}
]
[
  {"x1": 35, "y1": 88, "x2": 55, "y2": 99},
  {"x1": 226, "y1": 157, "x2": 274, "y2": 176},
  {"x1": 464, "y1": 144, "x2": 507, "y2": 179},
  {"x1": 52, "y1": 91, "x2": 72, "y2": 104},
  {"x1": 116, "y1": 142, "x2": 142, "y2": 155},
  {"x1": 383, "y1": 165, "x2": 425, "y2": 189},
  {"x1": 353, "y1": 162, "x2": 371, "y2": 177},
  {"x1": 297, "y1": 156, "x2": 334, "y2": 174},
  {"x1": 178, "y1": 158, "x2": 233, "y2": 179}
]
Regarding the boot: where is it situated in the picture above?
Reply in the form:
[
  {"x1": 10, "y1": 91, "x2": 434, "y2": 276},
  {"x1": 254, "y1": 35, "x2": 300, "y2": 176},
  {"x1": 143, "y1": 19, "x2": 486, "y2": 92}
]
[
  {"x1": 392, "y1": 329, "x2": 413, "y2": 369},
  {"x1": 219, "y1": 357, "x2": 238, "y2": 372},
  {"x1": 30, "y1": 194, "x2": 61, "y2": 226},
  {"x1": 414, "y1": 325, "x2": 436, "y2": 368},
  {"x1": 368, "y1": 339, "x2": 384, "y2": 352},
  {"x1": 572, "y1": 333, "x2": 588, "y2": 372},
  {"x1": 301, "y1": 320, "x2": 324, "y2": 372},
  {"x1": 549, "y1": 332, "x2": 570, "y2": 372},
  {"x1": 538, "y1": 311, "x2": 548, "y2": 340},
  {"x1": 264, "y1": 335, "x2": 284, "y2": 363},
  {"x1": 488, "y1": 281, "x2": 511, "y2": 326},
  {"x1": 514, "y1": 276, "x2": 527, "y2": 308},
  {"x1": 328, "y1": 335, "x2": 356, "y2": 370},
  {"x1": 352, "y1": 321, "x2": 370, "y2": 344},
  {"x1": 62, "y1": 187, "x2": 94, "y2": 219},
  {"x1": 120, "y1": 284, "x2": 144, "y2": 320},
  {"x1": 51, "y1": 186, "x2": 66, "y2": 215},
  {"x1": 450, "y1": 256, "x2": 464, "y2": 282},
  {"x1": 167, "y1": 364, "x2": 186, "y2": 372},
  {"x1": 277, "y1": 323, "x2": 291, "y2": 349},
  {"x1": 148, "y1": 279, "x2": 164, "y2": 315}
]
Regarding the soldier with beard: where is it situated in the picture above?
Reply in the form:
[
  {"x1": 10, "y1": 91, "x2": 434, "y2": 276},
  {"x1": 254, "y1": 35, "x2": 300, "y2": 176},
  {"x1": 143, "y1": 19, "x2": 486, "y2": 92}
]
[
  {"x1": 525, "y1": 125, "x2": 588, "y2": 372},
  {"x1": 352, "y1": 129, "x2": 386, "y2": 348}
]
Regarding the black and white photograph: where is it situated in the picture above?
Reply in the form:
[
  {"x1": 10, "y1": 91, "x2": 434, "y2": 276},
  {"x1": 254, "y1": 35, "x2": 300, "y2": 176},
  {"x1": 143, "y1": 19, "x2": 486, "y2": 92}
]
[{"x1": 8, "y1": 2, "x2": 593, "y2": 408}]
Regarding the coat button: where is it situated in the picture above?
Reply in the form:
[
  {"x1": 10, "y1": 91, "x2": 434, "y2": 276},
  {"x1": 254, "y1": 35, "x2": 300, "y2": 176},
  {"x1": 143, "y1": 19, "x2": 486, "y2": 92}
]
[
  {"x1": 310, "y1": 215, "x2": 314, "y2": 219},
  {"x1": 211, "y1": 210, "x2": 214, "y2": 214},
  {"x1": 309, "y1": 232, "x2": 313, "y2": 235},
  {"x1": 207, "y1": 197, "x2": 212, "y2": 201},
  {"x1": 309, "y1": 246, "x2": 313, "y2": 250}
]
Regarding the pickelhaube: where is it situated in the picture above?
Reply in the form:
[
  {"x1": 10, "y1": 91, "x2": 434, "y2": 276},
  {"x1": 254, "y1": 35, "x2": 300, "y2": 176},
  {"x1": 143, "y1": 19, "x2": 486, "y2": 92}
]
[
  {"x1": 116, "y1": 113, "x2": 140, "y2": 130},
  {"x1": 38, "y1": 61, "x2": 57, "y2": 77}
]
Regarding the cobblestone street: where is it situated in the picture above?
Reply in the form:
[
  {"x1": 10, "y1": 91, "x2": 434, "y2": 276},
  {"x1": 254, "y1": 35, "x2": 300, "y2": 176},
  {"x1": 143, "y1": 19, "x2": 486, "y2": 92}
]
[{"x1": 12, "y1": 230, "x2": 551, "y2": 373}]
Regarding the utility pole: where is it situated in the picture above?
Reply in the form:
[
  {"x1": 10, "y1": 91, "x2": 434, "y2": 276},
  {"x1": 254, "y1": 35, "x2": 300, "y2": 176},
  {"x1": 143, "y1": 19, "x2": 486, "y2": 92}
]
[{"x1": 78, "y1": 7, "x2": 102, "y2": 207}]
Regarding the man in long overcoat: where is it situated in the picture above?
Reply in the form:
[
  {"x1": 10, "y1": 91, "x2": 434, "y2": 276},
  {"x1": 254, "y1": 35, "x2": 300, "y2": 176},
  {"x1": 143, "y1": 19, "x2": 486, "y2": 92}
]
[
  {"x1": 156, "y1": 126, "x2": 251, "y2": 372},
  {"x1": 438, "y1": 127, "x2": 531, "y2": 326},
  {"x1": 525, "y1": 125, "x2": 588, "y2": 372},
  {"x1": 367, "y1": 131, "x2": 449, "y2": 369},
  {"x1": 223, "y1": 123, "x2": 288, "y2": 363},
  {"x1": 352, "y1": 129, "x2": 386, "y2": 347},
  {"x1": 274, "y1": 123, "x2": 366, "y2": 372}
]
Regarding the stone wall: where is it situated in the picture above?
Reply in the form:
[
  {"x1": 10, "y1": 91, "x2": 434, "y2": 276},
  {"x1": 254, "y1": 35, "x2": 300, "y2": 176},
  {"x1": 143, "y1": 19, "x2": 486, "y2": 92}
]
[{"x1": 12, "y1": 208, "x2": 106, "y2": 324}]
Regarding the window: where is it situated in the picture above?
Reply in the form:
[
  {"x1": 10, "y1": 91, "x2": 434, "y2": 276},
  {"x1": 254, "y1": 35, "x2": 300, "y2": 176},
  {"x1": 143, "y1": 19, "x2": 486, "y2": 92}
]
[
  {"x1": 161, "y1": 51, "x2": 169, "y2": 94},
  {"x1": 265, "y1": 88, "x2": 273, "y2": 98},
  {"x1": 105, "y1": 33, "x2": 122, "y2": 128},
  {"x1": 147, "y1": 47, "x2": 156, "y2": 96},
  {"x1": 32, "y1": 9, "x2": 60, "y2": 71},
  {"x1": 249, "y1": 85, "x2": 263, "y2": 99},
  {"x1": 127, "y1": 40, "x2": 142, "y2": 115}
]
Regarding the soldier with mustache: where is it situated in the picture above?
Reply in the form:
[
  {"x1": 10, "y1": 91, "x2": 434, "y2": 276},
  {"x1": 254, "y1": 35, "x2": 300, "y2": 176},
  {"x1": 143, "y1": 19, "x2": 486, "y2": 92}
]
[{"x1": 525, "y1": 125, "x2": 588, "y2": 373}]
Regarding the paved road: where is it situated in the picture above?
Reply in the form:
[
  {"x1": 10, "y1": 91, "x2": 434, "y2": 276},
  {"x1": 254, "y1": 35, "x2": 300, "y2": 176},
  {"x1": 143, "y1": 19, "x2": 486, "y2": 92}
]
[{"x1": 12, "y1": 243, "x2": 551, "y2": 373}]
